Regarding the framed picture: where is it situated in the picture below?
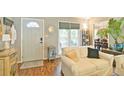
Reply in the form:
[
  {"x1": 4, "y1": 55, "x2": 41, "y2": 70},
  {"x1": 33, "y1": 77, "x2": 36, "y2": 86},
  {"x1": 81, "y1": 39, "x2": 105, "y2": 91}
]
[
  {"x1": 3, "y1": 17, "x2": 14, "y2": 26},
  {"x1": 3, "y1": 17, "x2": 14, "y2": 34}
]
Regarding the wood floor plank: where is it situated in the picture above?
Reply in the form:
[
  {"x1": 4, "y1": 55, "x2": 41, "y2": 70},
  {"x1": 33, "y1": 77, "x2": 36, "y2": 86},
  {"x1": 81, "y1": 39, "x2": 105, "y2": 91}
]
[{"x1": 16, "y1": 59, "x2": 61, "y2": 76}]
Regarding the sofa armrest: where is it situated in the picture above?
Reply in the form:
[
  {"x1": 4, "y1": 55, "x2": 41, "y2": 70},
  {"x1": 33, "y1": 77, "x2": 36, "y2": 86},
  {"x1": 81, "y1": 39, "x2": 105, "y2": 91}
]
[
  {"x1": 99, "y1": 51, "x2": 114, "y2": 67},
  {"x1": 115, "y1": 55, "x2": 124, "y2": 68},
  {"x1": 61, "y1": 56, "x2": 78, "y2": 75},
  {"x1": 61, "y1": 55, "x2": 75, "y2": 66}
]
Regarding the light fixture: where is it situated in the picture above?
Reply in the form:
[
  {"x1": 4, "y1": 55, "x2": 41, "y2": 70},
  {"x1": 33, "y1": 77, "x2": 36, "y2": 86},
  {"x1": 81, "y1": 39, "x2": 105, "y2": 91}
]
[
  {"x1": 45, "y1": 26, "x2": 54, "y2": 37},
  {"x1": 2, "y1": 34, "x2": 11, "y2": 49},
  {"x1": 83, "y1": 23, "x2": 88, "y2": 31},
  {"x1": 82, "y1": 17, "x2": 90, "y2": 31},
  {"x1": 48, "y1": 26, "x2": 54, "y2": 32}
]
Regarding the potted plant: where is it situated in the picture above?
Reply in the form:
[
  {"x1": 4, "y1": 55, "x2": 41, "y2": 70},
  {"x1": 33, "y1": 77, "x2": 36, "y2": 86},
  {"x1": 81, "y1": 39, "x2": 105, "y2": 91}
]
[
  {"x1": 107, "y1": 18, "x2": 124, "y2": 52},
  {"x1": 119, "y1": 35, "x2": 124, "y2": 50},
  {"x1": 107, "y1": 18, "x2": 122, "y2": 43}
]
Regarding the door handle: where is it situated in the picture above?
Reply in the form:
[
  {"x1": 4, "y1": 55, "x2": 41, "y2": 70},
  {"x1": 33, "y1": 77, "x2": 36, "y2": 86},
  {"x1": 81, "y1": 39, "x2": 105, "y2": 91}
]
[{"x1": 40, "y1": 37, "x2": 43, "y2": 43}]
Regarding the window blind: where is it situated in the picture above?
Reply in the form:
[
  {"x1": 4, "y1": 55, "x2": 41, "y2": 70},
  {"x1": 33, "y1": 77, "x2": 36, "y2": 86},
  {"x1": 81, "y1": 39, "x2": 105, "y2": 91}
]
[{"x1": 59, "y1": 22, "x2": 80, "y2": 29}]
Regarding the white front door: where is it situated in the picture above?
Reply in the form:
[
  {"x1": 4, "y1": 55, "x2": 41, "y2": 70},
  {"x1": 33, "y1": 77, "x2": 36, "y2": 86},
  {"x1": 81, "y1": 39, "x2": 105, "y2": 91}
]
[{"x1": 21, "y1": 18, "x2": 44, "y2": 62}]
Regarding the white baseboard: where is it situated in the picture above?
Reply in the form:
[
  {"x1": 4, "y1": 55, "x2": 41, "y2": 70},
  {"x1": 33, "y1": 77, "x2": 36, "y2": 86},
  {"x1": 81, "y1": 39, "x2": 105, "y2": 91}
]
[
  {"x1": 18, "y1": 56, "x2": 61, "y2": 63},
  {"x1": 43, "y1": 57, "x2": 48, "y2": 60},
  {"x1": 43, "y1": 55, "x2": 61, "y2": 60}
]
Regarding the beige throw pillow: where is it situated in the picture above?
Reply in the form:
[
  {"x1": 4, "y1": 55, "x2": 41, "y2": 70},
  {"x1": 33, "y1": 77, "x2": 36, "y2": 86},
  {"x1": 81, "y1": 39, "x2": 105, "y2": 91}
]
[{"x1": 66, "y1": 50, "x2": 79, "y2": 62}]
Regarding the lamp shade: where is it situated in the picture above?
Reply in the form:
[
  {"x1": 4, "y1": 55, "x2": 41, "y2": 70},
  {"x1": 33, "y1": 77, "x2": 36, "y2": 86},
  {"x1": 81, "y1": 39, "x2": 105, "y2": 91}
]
[{"x1": 2, "y1": 34, "x2": 11, "y2": 41}]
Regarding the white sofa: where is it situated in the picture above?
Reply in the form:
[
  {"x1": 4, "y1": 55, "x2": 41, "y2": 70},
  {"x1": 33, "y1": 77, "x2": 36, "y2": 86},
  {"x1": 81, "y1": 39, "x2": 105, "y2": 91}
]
[
  {"x1": 61, "y1": 46, "x2": 114, "y2": 76},
  {"x1": 115, "y1": 55, "x2": 124, "y2": 75}
]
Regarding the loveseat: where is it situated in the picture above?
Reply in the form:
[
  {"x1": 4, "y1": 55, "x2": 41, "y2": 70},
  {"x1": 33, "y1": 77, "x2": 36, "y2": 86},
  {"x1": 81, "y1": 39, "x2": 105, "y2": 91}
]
[{"x1": 61, "y1": 46, "x2": 114, "y2": 76}]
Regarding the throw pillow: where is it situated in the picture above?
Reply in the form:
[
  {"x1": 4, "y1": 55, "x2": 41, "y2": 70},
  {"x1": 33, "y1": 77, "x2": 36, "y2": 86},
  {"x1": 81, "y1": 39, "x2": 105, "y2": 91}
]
[
  {"x1": 65, "y1": 50, "x2": 79, "y2": 62},
  {"x1": 87, "y1": 47, "x2": 99, "y2": 58}
]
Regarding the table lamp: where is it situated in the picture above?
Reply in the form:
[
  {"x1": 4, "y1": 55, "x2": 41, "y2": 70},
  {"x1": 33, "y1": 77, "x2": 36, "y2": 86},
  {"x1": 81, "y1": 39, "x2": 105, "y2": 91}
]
[{"x1": 2, "y1": 34, "x2": 11, "y2": 49}]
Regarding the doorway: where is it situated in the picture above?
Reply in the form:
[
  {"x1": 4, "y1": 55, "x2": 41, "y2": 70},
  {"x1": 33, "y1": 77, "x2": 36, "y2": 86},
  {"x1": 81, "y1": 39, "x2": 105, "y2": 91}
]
[{"x1": 21, "y1": 18, "x2": 44, "y2": 62}]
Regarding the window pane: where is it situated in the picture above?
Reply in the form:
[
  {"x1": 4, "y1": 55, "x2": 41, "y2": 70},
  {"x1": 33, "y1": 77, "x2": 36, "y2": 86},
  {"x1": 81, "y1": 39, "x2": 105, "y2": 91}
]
[
  {"x1": 59, "y1": 29, "x2": 69, "y2": 48},
  {"x1": 58, "y1": 22, "x2": 80, "y2": 54},
  {"x1": 70, "y1": 29, "x2": 79, "y2": 46}
]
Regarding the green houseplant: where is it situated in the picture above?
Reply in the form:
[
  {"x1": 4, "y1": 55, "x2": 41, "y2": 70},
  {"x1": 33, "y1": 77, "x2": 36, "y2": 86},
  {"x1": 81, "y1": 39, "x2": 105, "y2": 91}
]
[
  {"x1": 107, "y1": 18, "x2": 123, "y2": 44},
  {"x1": 97, "y1": 28, "x2": 108, "y2": 39},
  {"x1": 107, "y1": 18, "x2": 124, "y2": 52}
]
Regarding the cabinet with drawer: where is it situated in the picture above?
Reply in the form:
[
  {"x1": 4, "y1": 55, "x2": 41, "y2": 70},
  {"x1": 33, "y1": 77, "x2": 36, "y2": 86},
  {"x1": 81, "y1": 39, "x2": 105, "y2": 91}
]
[
  {"x1": 0, "y1": 48, "x2": 17, "y2": 76},
  {"x1": 0, "y1": 60, "x2": 4, "y2": 75}
]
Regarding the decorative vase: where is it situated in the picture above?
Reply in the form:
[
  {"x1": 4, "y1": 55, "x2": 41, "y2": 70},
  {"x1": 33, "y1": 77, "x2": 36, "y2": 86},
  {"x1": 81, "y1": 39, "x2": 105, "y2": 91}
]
[{"x1": 112, "y1": 43, "x2": 123, "y2": 52}]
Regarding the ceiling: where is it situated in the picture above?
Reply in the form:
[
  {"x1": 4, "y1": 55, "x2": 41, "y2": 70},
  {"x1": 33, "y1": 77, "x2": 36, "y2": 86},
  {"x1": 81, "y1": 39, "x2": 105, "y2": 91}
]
[
  {"x1": 90, "y1": 17, "x2": 110, "y2": 22},
  {"x1": 77, "y1": 17, "x2": 123, "y2": 23}
]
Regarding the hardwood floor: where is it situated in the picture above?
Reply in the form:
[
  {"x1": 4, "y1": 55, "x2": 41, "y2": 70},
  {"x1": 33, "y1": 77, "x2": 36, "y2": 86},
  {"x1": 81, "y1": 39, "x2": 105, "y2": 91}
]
[{"x1": 16, "y1": 59, "x2": 62, "y2": 76}]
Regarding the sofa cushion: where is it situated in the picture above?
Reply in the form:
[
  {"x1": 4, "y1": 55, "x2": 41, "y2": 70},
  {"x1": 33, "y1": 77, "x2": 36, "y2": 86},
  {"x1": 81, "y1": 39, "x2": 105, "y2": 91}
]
[
  {"x1": 65, "y1": 50, "x2": 80, "y2": 62},
  {"x1": 63, "y1": 47, "x2": 81, "y2": 58},
  {"x1": 80, "y1": 46, "x2": 94, "y2": 58},
  {"x1": 76, "y1": 62, "x2": 96, "y2": 75},
  {"x1": 78, "y1": 58, "x2": 109, "y2": 70},
  {"x1": 87, "y1": 59, "x2": 109, "y2": 70},
  {"x1": 87, "y1": 47, "x2": 99, "y2": 58},
  {"x1": 80, "y1": 47, "x2": 88, "y2": 58}
]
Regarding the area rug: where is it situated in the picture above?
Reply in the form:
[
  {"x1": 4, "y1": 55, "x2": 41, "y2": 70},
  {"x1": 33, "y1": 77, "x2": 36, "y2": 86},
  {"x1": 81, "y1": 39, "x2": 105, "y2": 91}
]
[{"x1": 20, "y1": 60, "x2": 43, "y2": 69}]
